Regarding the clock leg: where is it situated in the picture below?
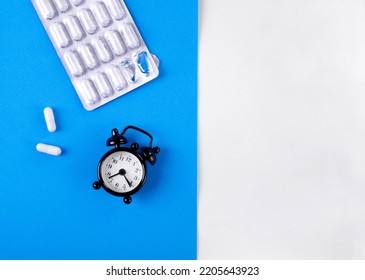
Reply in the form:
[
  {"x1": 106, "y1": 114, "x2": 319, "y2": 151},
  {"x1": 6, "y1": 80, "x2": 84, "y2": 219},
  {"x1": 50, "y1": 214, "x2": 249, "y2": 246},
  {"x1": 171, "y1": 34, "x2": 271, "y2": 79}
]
[
  {"x1": 123, "y1": 196, "x2": 132, "y2": 204},
  {"x1": 93, "y1": 181, "x2": 102, "y2": 190}
]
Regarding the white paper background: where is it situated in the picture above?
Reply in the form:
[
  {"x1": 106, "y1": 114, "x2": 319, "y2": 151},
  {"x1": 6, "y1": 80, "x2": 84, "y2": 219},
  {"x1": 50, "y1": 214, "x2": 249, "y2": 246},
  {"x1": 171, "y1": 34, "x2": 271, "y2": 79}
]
[{"x1": 199, "y1": 0, "x2": 365, "y2": 259}]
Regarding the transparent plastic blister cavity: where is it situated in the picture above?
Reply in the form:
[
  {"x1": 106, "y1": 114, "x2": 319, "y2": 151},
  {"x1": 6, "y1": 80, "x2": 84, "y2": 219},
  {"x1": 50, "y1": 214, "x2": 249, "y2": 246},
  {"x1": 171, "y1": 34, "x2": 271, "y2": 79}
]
[{"x1": 32, "y1": 0, "x2": 160, "y2": 111}]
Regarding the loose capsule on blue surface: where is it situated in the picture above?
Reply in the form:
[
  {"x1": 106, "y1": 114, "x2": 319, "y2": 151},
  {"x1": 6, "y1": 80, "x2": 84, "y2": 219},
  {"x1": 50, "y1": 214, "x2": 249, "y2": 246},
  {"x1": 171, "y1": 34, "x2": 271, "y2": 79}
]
[
  {"x1": 43, "y1": 107, "x2": 56, "y2": 132},
  {"x1": 36, "y1": 143, "x2": 62, "y2": 156}
]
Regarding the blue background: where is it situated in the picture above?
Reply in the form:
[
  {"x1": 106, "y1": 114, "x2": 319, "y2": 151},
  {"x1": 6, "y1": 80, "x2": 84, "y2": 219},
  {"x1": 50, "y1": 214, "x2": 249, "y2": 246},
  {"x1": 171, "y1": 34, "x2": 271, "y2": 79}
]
[{"x1": 0, "y1": 0, "x2": 197, "y2": 259}]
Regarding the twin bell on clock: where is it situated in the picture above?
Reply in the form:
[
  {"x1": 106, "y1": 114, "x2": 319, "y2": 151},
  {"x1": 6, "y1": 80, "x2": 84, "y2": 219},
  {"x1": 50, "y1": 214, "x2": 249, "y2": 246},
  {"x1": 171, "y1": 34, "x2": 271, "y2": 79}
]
[{"x1": 93, "y1": 125, "x2": 160, "y2": 204}]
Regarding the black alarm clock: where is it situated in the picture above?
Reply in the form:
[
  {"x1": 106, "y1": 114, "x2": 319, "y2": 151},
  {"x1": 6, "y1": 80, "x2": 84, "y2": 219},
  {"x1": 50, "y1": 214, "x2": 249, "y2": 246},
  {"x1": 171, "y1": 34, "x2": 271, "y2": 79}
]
[{"x1": 93, "y1": 125, "x2": 160, "y2": 204}]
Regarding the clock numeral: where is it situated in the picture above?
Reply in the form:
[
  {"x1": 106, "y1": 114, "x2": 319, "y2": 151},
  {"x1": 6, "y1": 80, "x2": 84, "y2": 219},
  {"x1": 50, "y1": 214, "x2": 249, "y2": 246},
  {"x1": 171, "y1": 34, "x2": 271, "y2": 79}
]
[
  {"x1": 120, "y1": 156, "x2": 124, "y2": 161},
  {"x1": 126, "y1": 157, "x2": 132, "y2": 162},
  {"x1": 112, "y1": 159, "x2": 118, "y2": 164},
  {"x1": 108, "y1": 177, "x2": 113, "y2": 183},
  {"x1": 122, "y1": 184, "x2": 127, "y2": 189},
  {"x1": 134, "y1": 176, "x2": 138, "y2": 181},
  {"x1": 106, "y1": 172, "x2": 111, "y2": 176},
  {"x1": 115, "y1": 183, "x2": 119, "y2": 188},
  {"x1": 135, "y1": 168, "x2": 140, "y2": 173},
  {"x1": 107, "y1": 164, "x2": 112, "y2": 169}
]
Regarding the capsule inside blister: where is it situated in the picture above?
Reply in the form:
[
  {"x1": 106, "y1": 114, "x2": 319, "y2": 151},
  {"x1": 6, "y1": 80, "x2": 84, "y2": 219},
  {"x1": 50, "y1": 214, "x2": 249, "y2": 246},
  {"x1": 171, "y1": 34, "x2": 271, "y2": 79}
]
[
  {"x1": 93, "y1": 72, "x2": 113, "y2": 98},
  {"x1": 70, "y1": 0, "x2": 83, "y2": 6},
  {"x1": 64, "y1": 51, "x2": 85, "y2": 76},
  {"x1": 121, "y1": 60, "x2": 138, "y2": 83},
  {"x1": 50, "y1": 22, "x2": 71, "y2": 48},
  {"x1": 92, "y1": 37, "x2": 113, "y2": 63},
  {"x1": 135, "y1": 51, "x2": 152, "y2": 76},
  {"x1": 78, "y1": 9, "x2": 98, "y2": 34},
  {"x1": 78, "y1": 44, "x2": 99, "y2": 69},
  {"x1": 54, "y1": 0, "x2": 69, "y2": 13},
  {"x1": 104, "y1": 0, "x2": 125, "y2": 20},
  {"x1": 36, "y1": 0, "x2": 56, "y2": 20},
  {"x1": 120, "y1": 23, "x2": 140, "y2": 49},
  {"x1": 91, "y1": 2, "x2": 112, "y2": 27},
  {"x1": 105, "y1": 65, "x2": 127, "y2": 91},
  {"x1": 105, "y1": 30, "x2": 126, "y2": 56},
  {"x1": 32, "y1": 0, "x2": 160, "y2": 111},
  {"x1": 64, "y1": 16, "x2": 84, "y2": 41},
  {"x1": 79, "y1": 79, "x2": 100, "y2": 105}
]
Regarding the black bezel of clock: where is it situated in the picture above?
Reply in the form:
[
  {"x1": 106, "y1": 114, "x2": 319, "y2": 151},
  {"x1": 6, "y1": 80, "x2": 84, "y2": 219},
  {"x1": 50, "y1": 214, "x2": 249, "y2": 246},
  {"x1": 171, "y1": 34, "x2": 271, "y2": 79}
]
[{"x1": 93, "y1": 125, "x2": 160, "y2": 205}]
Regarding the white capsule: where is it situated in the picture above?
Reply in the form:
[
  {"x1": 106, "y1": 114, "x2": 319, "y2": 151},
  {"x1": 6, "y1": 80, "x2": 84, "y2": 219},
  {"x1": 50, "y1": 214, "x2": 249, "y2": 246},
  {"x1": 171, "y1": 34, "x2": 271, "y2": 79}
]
[
  {"x1": 64, "y1": 51, "x2": 84, "y2": 76},
  {"x1": 70, "y1": 0, "x2": 83, "y2": 6},
  {"x1": 105, "y1": 30, "x2": 126, "y2": 56},
  {"x1": 91, "y1": 2, "x2": 111, "y2": 27},
  {"x1": 79, "y1": 79, "x2": 100, "y2": 105},
  {"x1": 104, "y1": 0, "x2": 125, "y2": 20},
  {"x1": 93, "y1": 72, "x2": 113, "y2": 98},
  {"x1": 92, "y1": 37, "x2": 113, "y2": 63},
  {"x1": 105, "y1": 65, "x2": 126, "y2": 91},
  {"x1": 50, "y1": 22, "x2": 71, "y2": 48},
  {"x1": 54, "y1": 0, "x2": 69, "y2": 13},
  {"x1": 43, "y1": 107, "x2": 57, "y2": 132},
  {"x1": 79, "y1": 44, "x2": 99, "y2": 69},
  {"x1": 36, "y1": 0, "x2": 56, "y2": 20},
  {"x1": 64, "y1": 16, "x2": 84, "y2": 41},
  {"x1": 78, "y1": 9, "x2": 98, "y2": 34},
  {"x1": 120, "y1": 23, "x2": 140, "y2": 49},
  {"x1": 36, "y1": 143, "x2": 62, "y2": 156}
]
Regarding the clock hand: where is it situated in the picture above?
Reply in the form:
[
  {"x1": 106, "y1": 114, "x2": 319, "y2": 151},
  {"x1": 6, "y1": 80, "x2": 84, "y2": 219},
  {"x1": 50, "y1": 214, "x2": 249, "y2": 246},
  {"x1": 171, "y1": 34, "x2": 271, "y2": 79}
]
[
  {"x1": 123, "y1": 174, "x2": 133, "y2": 187},
  {"x1": 108, "y1": 172, "x2": 120, "y2": 179},
  {"x1": 108, "y1": 169, "x2": 127, "y2": 179}
]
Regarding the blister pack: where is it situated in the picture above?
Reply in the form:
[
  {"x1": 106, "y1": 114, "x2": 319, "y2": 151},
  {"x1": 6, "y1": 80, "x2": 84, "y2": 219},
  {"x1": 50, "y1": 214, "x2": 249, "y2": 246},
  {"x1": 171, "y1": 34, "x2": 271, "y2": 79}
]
[{"x1": 31, "y1": 0, "x2": 159, "y2": 111}]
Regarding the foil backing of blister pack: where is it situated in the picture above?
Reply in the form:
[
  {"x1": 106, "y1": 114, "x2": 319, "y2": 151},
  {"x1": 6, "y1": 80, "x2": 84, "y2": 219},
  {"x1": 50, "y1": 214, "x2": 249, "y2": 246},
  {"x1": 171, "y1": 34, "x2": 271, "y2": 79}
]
[{"x1": 32, "y1": 0, "x2": 159, "y2": 111}]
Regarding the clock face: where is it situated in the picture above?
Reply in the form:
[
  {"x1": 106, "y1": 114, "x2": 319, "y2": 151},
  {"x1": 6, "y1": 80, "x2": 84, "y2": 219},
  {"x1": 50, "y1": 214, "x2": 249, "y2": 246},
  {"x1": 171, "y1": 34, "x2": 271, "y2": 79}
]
[{"x1": 99, "y1": 149, "x2": 146, "y2": 195}]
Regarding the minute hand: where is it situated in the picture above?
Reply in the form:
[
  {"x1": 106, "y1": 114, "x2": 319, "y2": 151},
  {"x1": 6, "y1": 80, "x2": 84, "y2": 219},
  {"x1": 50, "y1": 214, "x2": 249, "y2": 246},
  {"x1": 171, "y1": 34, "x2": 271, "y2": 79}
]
[{"x1": 123, "y1": 174, "x2": 133, "y2": 187}]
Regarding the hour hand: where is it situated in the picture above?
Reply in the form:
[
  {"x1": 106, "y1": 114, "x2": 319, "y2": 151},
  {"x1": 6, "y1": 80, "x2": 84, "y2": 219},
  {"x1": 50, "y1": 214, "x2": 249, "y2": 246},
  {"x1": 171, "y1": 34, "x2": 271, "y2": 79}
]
[
  {"x1": 108, "y1": 172, "x2": 120, "y2": 179},
  {"x1": 108, "y1": 168, "x2": 126, "y2": 179}
]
